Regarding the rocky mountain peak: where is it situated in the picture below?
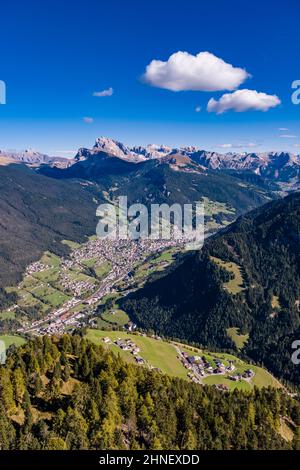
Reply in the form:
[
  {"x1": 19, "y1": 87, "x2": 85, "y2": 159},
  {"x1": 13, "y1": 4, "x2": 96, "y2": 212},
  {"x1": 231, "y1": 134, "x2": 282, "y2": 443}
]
[{"x1": 94, "y1": 137, "x2": 132, "y2": 158}]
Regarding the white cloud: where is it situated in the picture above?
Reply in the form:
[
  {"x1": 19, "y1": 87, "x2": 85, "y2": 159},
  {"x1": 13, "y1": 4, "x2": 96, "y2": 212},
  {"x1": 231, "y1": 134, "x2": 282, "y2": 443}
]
[
  {"x1": 93, "y1": 87, "x2": 113, "y2": 97},
  {"x1": 219, "y1": 143, "x2": 233, "y2": 149},
  {"x1": 279, "y1": 134, "x2": 297, "y2": 138},
  {"x1": 218, "y1": 142, "x2": 259, "y2": 150},
  {"x1": 207, "y1": 89, "x2": 281, "y2": 114},
  {"x1": 195, "y1": 106, "x2": 201, "y2": 112},
  {"x1": 246, "y1": 142, "x2": 259, "y2": 148},
  {"x1": 83, "y1": 117, "x2": 94, "y2": 124},
  {"x1": 50, "y1": 150, "x2": 76, "y2": 157},
  {"x1": 143, "y1": 51, "x2": 249, "y2": 92},
  {"x1": 278, "y1": 127, "x2": 289, "y2": 131}
]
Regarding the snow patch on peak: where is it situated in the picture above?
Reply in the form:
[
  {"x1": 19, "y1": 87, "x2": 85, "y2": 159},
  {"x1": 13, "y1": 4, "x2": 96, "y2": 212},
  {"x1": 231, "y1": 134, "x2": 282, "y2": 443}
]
[{"x1": 132, "y1": 144, "x2": 172, "y2": 159}]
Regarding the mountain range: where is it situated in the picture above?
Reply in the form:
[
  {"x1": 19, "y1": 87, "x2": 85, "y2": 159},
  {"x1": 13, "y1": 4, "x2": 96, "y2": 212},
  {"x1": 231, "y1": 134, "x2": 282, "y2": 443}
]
[
  {"x1": 39, "y1": 137, "x2": 278, "y2": 235},
  {"x1": 3, "y1": 137, "x2": 300, "y2": 187},
  {"x1": 70, "y1": 137, "x2": 300, "y2": 186}
]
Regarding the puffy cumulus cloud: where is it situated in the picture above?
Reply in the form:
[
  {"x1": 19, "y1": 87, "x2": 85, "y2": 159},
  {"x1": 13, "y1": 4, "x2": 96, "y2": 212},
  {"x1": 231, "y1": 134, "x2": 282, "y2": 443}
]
[
  {"x1": 143, "y1": 51, "x2": 249, "y2": 92},
  {"x1": 93, "y1": 87, "x2": 113, "y2": 97},
  {"x1": 83, "y1": 117, "x2": 94, "y2": 123},
  {"x1": 207, "y1": 89, "x2": 281, "y2": 114}
]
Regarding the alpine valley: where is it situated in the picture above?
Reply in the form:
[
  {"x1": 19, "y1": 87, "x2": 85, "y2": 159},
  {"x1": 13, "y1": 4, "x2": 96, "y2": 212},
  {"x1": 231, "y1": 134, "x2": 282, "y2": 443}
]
[{"x1": 1, "y1": 137, "x2": 300, "y2": 450}]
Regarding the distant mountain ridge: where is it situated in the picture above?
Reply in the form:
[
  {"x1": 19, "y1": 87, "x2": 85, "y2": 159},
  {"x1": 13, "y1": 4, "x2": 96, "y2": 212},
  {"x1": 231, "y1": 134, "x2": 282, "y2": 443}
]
[
  {"x1": 0, "y1": 149, "x2": 71, "y2": 167},
  {"x1": 74, "y1": 137, "x2": 172, "y2": 163},
  {"x1": 72, "y1": 137, "x2": 300, "y2": 185},
  {"x1": 3, "y1": 137, "x2": 300, "y2": 185},
  {"x1": 39, "y1": 138, "x2": 277, "y2": 231}
]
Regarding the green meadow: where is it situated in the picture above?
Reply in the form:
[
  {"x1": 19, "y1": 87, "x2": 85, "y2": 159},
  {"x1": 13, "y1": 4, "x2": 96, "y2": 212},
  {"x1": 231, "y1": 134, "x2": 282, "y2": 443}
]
[{"x1": 86, "y1": 329, "x2": 282, "y2": 390}]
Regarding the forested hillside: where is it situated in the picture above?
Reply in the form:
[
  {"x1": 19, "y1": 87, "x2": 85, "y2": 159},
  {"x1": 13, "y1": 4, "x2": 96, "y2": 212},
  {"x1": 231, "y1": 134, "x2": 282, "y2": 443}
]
[
  {"x1": 0, "y1": 335, "x2": 299, "y2": 450},
  {"x1": 0, "y1": 164, "x2": 100, "y2": 297},
  {"x1": 122, "y1": 192, "x2": 300, "y2": 387}
]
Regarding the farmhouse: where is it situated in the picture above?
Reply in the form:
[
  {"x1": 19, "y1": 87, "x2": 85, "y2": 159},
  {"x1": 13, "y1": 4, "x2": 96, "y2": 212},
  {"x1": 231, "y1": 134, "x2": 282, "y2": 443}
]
[
  {"x1": 135, "y1": 356, "x2": 144, "y2": 364},
  {"x1": 187, "y1": 355, "x2": 202, "y2": 364},
  {"x1": 125, "y1": 321, "x2": 137, "y2": 332},
  {"x1": 243, "y1": 369, "x2": 255, "y2": 378},
  {"x1": 216, "y1": 384, "x2": 230, "y2": 392},
  {"x1": 229, "y1": 375, "x2": 240, "y2": 382}
]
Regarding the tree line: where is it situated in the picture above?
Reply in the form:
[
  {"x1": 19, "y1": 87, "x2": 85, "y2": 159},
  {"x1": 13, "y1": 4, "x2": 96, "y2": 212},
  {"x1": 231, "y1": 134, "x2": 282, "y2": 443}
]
[{"x1": 0, "y1": 335, "x2": 300, "y2": 450}]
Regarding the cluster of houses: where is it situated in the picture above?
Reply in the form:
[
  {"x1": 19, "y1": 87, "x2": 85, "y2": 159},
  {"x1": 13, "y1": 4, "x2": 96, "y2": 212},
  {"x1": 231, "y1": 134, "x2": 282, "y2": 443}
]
[
  {"x1": 180, "y1": 351, "x2": 235, "y2": 378},
  {"x1": 179, "y1": 350, "x2": 255, "y2": 386},
  {"x1": 214, "y1": 369, "x2": 255, "y2": 392},
  {"x1": 60, "y1": 273, "x2": 95, "y2": 297},
  {"x1": 230, "y1": 369, "x2": 255, "y2": 381},
  {"x1": 25, "y1": 261, "x2": 47, "y2": 276},
  {"x1": 36, "y1": 311, "x2": 86, "y2": 335},
  {"x1": 103, "y1": 336, "x2": 144, "y2": 364},
  {"x1": 20, "y1": 230, "x2": 189, "y2": 336}
]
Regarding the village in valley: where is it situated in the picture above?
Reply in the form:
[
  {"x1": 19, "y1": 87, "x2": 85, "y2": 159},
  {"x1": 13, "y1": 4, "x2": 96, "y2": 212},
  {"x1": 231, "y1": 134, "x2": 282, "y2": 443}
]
[
  {"x1": 0, "y1": 234, "x2": 279, "y2": 393},
  {"x1": 0, "y1": 235, "x2": 186, "y2": 337},
  {"x1": 0, "y1": 197, "x2": 232, "y2": 339}
]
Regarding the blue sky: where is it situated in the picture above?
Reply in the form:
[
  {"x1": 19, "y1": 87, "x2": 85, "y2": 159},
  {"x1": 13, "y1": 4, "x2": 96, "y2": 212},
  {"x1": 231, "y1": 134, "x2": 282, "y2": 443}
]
[{"x1": 0, "y1": 0, "x2": 300, "y2": 156}]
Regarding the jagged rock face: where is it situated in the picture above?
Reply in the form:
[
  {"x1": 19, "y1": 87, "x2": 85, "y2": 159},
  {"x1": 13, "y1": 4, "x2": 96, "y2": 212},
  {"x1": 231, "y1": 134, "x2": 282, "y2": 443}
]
[
  {"x1": 185, "y1": 150, "x2": 300, "y2": 181},
  {"x1": 94, "y1": 137, "x2": 133, "y2": 158},
  {"x1": 75, "y1": 137, "x2": 146, "y2": 163},
  {"x1": 75, "y1": 138, "x2": 173, "y2": 163},
  {"x1": 0, "y1": 149, "x2": 52, "y2": 163},
  {"x1": 132, "y1": 144, "x2": 172, "y2": 159}
]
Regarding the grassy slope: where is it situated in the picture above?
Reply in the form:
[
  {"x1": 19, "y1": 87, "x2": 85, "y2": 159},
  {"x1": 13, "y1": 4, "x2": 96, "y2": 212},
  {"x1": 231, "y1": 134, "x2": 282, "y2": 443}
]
[
  {"x1": 101, "y1": 309, "x2": 129, "y2": 327},
  {"x1": 210, "y1": 256, "x2": 245, "y2": 295},
  {"x1": 226, "y1": 327, "x2": 249, "y2": 351},
  {"x1": 85, "y1": 329, "x2": 282, "y2": 390},
  {"x1": 86, "y1": 329, "x2": 189, "y2": 379}
]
